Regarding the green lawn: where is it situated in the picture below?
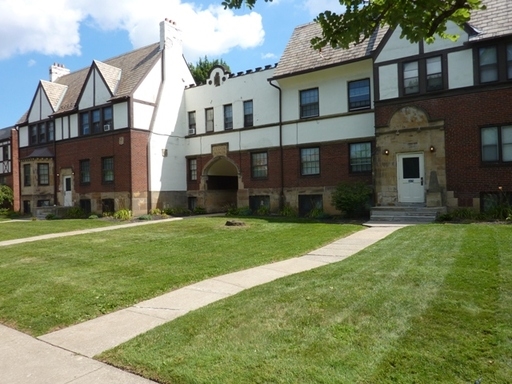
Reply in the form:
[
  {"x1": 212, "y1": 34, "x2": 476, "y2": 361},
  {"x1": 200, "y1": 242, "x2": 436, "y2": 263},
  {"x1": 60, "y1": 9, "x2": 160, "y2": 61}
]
[
  {"x1": 0, "y1": 218, "x2": 128, "y2": 241},
  {"x1": 0, "y1": 217, "x2": 360, "y2": 335},
  {"x1": 99, "y1": 224, "x2": 512, "y2": 384}
]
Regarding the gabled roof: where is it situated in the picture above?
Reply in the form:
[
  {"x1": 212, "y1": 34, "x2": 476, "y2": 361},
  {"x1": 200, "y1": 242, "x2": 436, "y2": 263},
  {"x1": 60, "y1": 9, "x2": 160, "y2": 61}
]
[
  {"x1": 0, "y1": 127, "x2": 12, "y2": 141},
  {"x1": 467, "y1": 0, "x2": 512, "y2": 41},
  {"x1": 94, "y1": 60, "x2": 122, "y2": 95},
  {"x1": 18, "y1": 43, "x2": 161, "y2": 123},
  {"x1": 23, "y1": 147, "x2": 54, "y2": 159},
  {"x1": 273, "y1": 23, "x2": 388, "y2": 79},
  {"x1": 40, "y1": 80, "x2": 68, "y2": 112}
]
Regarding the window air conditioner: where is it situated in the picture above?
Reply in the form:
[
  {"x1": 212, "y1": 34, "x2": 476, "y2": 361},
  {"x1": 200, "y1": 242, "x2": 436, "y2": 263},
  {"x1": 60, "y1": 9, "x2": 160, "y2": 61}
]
[
  {"x1": 188, "y1": 128, "x2": 196, "y2": 135},
  {"x1": 103, "y1": 124, "x2": 111, "y2": 131}
]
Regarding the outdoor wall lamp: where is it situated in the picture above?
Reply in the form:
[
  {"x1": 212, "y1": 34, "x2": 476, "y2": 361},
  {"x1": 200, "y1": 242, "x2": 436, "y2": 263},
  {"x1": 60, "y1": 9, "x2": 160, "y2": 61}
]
[
  {"x1": 384, "y1": 149, "x2": 389, "y2": 155},
  {"x1": 430, "y1": 145, "x2": 435, "y2": 152}
]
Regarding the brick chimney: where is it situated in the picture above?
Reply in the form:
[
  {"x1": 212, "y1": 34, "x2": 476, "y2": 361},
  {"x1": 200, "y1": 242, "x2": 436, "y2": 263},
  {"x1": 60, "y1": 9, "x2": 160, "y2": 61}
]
[
  {"x1": 159, "y1": 19, "x2": 182, "y2": 51},
  {"x1": 49, "y1": 63, "x2": 70, "y2": 82}
]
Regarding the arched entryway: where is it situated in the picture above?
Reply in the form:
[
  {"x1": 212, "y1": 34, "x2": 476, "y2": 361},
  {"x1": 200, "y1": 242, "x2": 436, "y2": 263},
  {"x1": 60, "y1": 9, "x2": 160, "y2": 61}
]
[{"x1": 199, "y1": 156, "x2": 242, "y2": 212}]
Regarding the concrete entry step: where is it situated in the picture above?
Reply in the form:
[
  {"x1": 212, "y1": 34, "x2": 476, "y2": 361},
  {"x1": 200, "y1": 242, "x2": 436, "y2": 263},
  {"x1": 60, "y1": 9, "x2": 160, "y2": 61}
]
[{"x1": 368, "y1": 206, "x2": 446, "y2": 224}]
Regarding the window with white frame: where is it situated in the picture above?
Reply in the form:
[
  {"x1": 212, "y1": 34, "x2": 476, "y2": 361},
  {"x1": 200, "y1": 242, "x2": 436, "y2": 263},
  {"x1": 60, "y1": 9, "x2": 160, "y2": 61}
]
[
  {"x1": 481, "y1": 125, "x2": 512, "y2": 163},
  {"x1": 300, "y1": 147, "x2": 320, "y2": 175},
  {"x1": 349, "y1": 142, "x2": 372, "y2": 173},
  {"x1": 300, "y1": 88, "x2": 319, "y2": 118},
  {"x1": 205, "y1": 108, "x2": 214, "y2": 132}
]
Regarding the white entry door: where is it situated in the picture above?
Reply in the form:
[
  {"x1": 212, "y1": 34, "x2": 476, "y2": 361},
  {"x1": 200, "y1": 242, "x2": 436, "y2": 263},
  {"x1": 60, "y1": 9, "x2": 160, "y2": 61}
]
[
  {"x1": 64, "y1": 176, "x2": 73, "y2": 206},
  {"x1": 397, "y1": 153, "x2": 425, "y2": 204}
]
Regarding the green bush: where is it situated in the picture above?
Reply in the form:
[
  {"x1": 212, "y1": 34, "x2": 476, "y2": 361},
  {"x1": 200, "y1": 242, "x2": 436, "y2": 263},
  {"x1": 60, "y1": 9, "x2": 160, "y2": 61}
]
[
  {"x1": 149, "y1": 208, "x2": 162, "y2": 215},
  {"x1": 0, "y1": 184, "x2": 14, "y2": 208},
  {"x1": 45, "y1": 213, "x2": 58, "y2": 220},
  {"x1": 138, "y1": 214, "x2": 153, "y2": 221},
  {"x1": 164, "y1": 207, "x2": 191, "y2": 216},
  {"x1": 256, "y1": 206, "x2": 270, "y2": 216},
  {"x1": 279, "y1": 204, "x2": 297, "y2": 217},
  {"x1": 65, "y1": 207, "x2": 86, "y2": 219},
  {"x1": 88, "y1": 214, "x2": 99, "y2": 219},
  {"x1": 331, "y1": 181, "x2": 372, "y2": 218},
  {"x1": 306, "y1": 208, "x2": 331, "y2": 220},
  {"x1": 225, "y1": 206, "x2": 252, "y2": 216},
  {"x1": 193, "y1": 206, "x2": 207, "y2": 215},
  {"x1": 113, "y1": 209, "x2": 132, "y2": 221}
]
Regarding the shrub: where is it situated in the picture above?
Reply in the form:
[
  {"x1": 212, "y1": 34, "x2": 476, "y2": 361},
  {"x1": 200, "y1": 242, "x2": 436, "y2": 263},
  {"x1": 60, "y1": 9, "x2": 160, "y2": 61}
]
[
  {"x1": 45, "y1": 213, "x2": 58, "y2": 220},
  {"x1": 113, "y1": 209, "x2": 132, "y2": 221},
  {"x1": 225, "y1": 206, "x2": 251, "y2": 216},
  {"x1": 0, "y1": 184, "x2": 14, "y2": 208},
  {"x1": 279, "y1": 204, "x2": 297, "y2": 217},
  {"x1": 164, "y1": 207, "x2": 191, "y2": 216},
  {"x1": 65, "y1": 207, "x2": 86, "y2": 219},
  {"x1": 256, "y1": 206, "x2": 270, "y2": 216},
  {"x1": 331, "y1": 181, "x2": 372, "y2": 218},
  {"x1": 88, "y1": 214, "x2": 99, "y2": 219},
  {"x1": 138, "y1": 214, "x2": 153, "y2": 220},
  {"x1": 149, "y1": 208, "x2": 162, "y2": 215},
  {"x1": 193, "y1": 206, "x2": 207, "y2": 215},
  {"x1": 307, "y1": 208, "x2": 331, "y2": 220}
]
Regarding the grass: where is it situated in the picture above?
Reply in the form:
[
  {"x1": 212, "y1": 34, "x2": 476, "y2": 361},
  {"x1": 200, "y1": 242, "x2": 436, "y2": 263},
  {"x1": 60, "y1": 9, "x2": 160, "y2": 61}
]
[
  {"x1": 99, "y1": 224, "x2": 512, "y2": 384},
  {"x1": 0, "y1": 217, "x2": 360, "y2": 336},
  {"x1": 0, "y1": 218, "x2": 128, "y2": 241}
]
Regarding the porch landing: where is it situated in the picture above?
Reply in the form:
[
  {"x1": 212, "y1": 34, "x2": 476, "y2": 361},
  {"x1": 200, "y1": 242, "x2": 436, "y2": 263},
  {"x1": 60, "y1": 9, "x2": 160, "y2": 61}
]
[{"x1": 368, "y1": 206, "x2": 446, "y2": 224}]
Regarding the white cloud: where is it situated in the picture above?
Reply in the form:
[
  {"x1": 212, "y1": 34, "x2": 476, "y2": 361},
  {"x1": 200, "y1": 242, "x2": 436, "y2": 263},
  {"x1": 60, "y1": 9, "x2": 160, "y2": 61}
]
[
  {"x1": 302, "y1": 0, "x2": 344, "y2": 17},
  {"x1": 0, "y1": 0, "x2": 265, "y2": 62},
  {"x1": 27, "y1": 59, "x2": 36, "y2": 67},
  {"x1": 261, "y1": 52, "x2": 277, "y2": 59}
]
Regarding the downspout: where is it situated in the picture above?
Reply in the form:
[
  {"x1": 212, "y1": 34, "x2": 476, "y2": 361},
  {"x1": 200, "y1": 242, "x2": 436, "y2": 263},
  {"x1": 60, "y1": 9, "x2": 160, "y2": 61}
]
[{"x1": 268, "y1": 79, "x2": 284, "y2": 211}]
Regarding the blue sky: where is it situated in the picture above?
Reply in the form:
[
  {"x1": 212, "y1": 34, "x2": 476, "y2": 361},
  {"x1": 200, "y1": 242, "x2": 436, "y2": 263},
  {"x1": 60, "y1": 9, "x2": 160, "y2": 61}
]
[{"x1": 0, "y1": 0, "x2": 343, "y2": 129}]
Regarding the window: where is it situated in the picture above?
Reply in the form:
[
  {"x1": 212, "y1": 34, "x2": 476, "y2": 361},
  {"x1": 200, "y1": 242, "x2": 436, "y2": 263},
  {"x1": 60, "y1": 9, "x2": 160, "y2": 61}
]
[
  {"x1": 80, "y1": 112, "x2": 90, "y2": 135},
  {"x1": 481, "y1": 125, "x2": 512, "y2": 163},
  {"x1": 29, "y1": 125, "x2": 37, "y2": 145},
  {"x1": 348, "y1": 79, "x2": 371, "y2": 111},
  {"x1": 479, "y1": 46, "x2": 498, "y2": 83},
  {"x1": 29, "y1": 121, "x2": 55, "y2": 145},
  {"x1": 92, "y1": 109, "x2": 101, "y2": 133},
  {"x1": 243, "y1": 100, "x2": 253, "y2": 127},
  {"x1": 249, "y1": 195, "x2": 270, "y2": 212},
  {"x1": 300, "y1": 88, "x2": 319, "y2": 118},
  {"x1": 426, "y1": 56, "x2": 443, "y2": 91},
  {"x1": 189, "y1": 158, "x2": 197, "y2": 181},
  {"x1": 37, "y1": 163, "x2": 49, "y2": 186},
  {"x1": 102, "y1": 157, "x2": 114, "y2": 183},
  {"x1": 224, "y1": 104, "x2": 233, "y2": 130},
  {"x1": 350, "y1": 142, "x2": 372, "y2": 173},
  {"x1": 188, "y1": 111, "x2": 196, "y2": 134},
  {"x1": 300, "y1": 147, "x2": 320, "y2": 175},
  {"x1": 205, "y1": 108, "x2": 214, "y2": 132},
  {"x1": 23, "y1": 164, "x2": 31, "y2": 186},
  {"x1": 80, "y1": 106, "x2": 113, "y2": 136},
  {"x1": 403, "y1": 61, "x2": 419, "y2": 94},
  {"x1": 251, "y1": 152, "x2": 268, "y2": 178},
  {"x1": 80, "y1": 159, "x2": 90, "y2": 184},
  {"x1": 2, "y1": 144, "x2": 9, "y2": 161},
  {"x1": 80, "y1": 199, "x2": 92, "y2": 214},
  {"x1": 37, "y1": 200, "x2": 50, "y2": 207}
]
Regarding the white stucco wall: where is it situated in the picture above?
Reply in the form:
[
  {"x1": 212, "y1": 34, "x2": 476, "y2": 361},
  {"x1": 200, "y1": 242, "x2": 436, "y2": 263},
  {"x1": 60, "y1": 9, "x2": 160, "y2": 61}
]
[
  {"x1": 378, "y1": 64, "x2": 399, "y2": 100},
  {"x1": 448, "y1": 50, "x2": 474, "y2": 89},
  {"x1": 113, "y1": 102, "x2": 128, "y2": 129},
  {"x1": 423, "y1": 22, "x2": 469, "y2": 53},
  {"x1": 133, "y1": 103, "x2": 154, "y2": 131},
  {"x1": 133, "y1": 59, "x2": 162, "y2": 104},
  {"x1": 375, "y1": 28, "x2": 419, "y2": 64},
  {"x1": 19, "y1": 126, "x2": 28, "y2": 147},
  {"x1": 28, "y1": 88, "x2": 54, "y2": 122}
]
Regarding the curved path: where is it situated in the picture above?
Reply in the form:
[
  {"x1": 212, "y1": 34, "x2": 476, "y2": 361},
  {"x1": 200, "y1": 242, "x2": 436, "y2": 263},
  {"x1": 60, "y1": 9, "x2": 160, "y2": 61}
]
[{"x1": 0, "y1": 220, "x2": 405, "y2": 383}]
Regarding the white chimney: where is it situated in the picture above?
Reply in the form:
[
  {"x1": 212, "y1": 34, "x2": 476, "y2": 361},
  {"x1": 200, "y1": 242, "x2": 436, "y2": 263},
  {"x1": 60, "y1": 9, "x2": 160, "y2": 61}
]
[
  {"x1": 159, "y1": 19, "x2": 182, "y2": 51},
  {"x1": 49, "y1": 63, "x2": 70, "y2": 82}
]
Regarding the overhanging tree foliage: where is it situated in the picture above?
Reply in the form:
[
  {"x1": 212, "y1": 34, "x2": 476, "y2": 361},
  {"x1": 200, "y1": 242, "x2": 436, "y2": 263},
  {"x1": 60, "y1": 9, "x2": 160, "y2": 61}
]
[
  {"x1": 0, "y1": 184, "x2": 14, "y2": 209},
  {"x1": 188, "y1": 56, "x2": 231, "y2": 84},
  {"x1": 222, "y1": 0, "x2": 486, "y2": 49}
]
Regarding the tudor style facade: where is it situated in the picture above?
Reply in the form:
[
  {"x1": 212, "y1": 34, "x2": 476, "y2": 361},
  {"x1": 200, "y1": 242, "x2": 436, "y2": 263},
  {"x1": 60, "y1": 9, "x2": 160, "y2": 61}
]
[
  {"x1": 0, "y1": 127, "x2": 20, "y2": 211},
  {"x1": 9, "y1": 0, "x2": 512, "y2": 217},
  {"x1": 373, "y1": 0, "x2": 512, "y2": 211}
]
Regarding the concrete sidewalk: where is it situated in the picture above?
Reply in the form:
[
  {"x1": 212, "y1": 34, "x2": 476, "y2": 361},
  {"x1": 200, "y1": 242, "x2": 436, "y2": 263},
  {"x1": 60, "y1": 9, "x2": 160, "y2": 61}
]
[{"x1": 1, "y1": 223, "x2": 405, "y2": 383}]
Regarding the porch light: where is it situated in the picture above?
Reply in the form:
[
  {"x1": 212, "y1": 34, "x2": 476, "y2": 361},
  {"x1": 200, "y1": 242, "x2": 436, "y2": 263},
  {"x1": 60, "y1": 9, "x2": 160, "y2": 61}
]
[
  {"x1": 384, "y1": 149, "x2": 389, "y2": 155},
  {"x1": 430, "y1": 145, "x2": 435, "y2": 152}
]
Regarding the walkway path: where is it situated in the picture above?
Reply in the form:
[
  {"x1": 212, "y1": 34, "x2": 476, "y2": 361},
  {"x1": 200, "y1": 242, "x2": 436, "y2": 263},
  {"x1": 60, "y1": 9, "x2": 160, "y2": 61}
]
[{"x1": 0, "y1": 221, "x2": 405, "y2": 384}]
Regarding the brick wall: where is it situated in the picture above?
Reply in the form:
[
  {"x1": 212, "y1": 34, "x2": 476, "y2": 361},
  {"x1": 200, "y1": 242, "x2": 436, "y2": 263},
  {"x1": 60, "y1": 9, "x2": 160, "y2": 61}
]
[{"x1": 376, "y1": 87, "x2": 512, "y2": 207}]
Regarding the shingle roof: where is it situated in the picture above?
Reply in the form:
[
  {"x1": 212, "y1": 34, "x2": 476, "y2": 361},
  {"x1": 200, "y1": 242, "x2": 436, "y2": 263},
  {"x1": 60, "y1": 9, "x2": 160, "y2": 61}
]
[
  {"x1": 40, "y1": 81, "x2": 67, "y2": 112},
  {"x1": 18, "y1": 43, "x2": 161, "y2": 123},
  {"x1": 273, "y1": 23, "x2": 388, "y2": 79},
  {"x1": 467, "y1": 0, "x2": 512, "y2": 41},
  {"x1": 0, "y1": 127, "x2": 12, "y2": 141}
]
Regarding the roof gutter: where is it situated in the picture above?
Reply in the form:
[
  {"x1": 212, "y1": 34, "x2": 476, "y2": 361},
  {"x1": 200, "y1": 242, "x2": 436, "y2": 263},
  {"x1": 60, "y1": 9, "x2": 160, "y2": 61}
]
[{"x1": 268, "y1": 78, "x2": 284, "y2": 211}]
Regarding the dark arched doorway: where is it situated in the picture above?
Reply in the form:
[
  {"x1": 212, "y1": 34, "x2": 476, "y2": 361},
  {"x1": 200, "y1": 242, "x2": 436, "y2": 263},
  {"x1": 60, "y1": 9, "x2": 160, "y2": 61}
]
[{"x1": 200, "y1": 156, "x2": 240, "y2": 212}]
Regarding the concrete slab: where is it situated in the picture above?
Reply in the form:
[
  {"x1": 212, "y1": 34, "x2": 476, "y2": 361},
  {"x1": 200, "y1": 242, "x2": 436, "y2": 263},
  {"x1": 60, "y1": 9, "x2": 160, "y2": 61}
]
[
  {"x1": 0, "y1": 324, "x2": 155, "y2": 384},
  {"x1": 39, "y1": 309, "x2": 167, "y2": 358},
  {"x1": 214, "y1": 266, "x2": 288, "y2": 288},
  {"x1": 260, "y1": 257, "x2": 329, "y2": 274}
]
